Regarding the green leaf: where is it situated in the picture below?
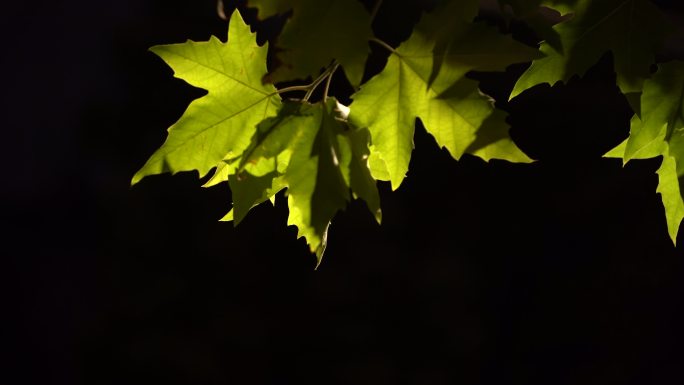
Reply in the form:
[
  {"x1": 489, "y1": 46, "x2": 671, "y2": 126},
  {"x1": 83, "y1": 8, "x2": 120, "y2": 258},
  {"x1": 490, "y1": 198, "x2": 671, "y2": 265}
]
[
  {"x1": 229, "y1": 172, "x2": 285, "y2": 225},
  {"x1": 496, "y1": 1, "x2": 572, "y2": 55},
  {"x1": 239, "y1": 101, "x2": 308, "y2": 175},
  {"x1": 604, "y1": 61, "x2": 684, "y2": 243},
  {"x1": 348, "y1": 53, "x2": 420, "y2": 190},
  {"x1": 202, "y1": 157, "x2": 239, "y2": 188},
  {"x1": 367, "y1": 147, "x2": 391, "y2": 181},
  {"x1": 201, "y1": 104, "x2": 306, "y2": 189},
  {"x1": 348, "y1": 127, "x2": 382, "y2": 223},
  {"x1": 219, "y1": 209, "x2": 234, "y2": 222},
  {"x1": 214, "y1": 101, "x2": 319, "y2": 224},
  {"x1": 206, "y1": 98, "x2": 379, "y2": 255},
  {"x1": 132, "y1": 11, "x2": 280, "y2": 185},
  {"x1": 656, "y1": 152, "x2": 684, "y2": 244},
  {"x1": 510, "y1": 0, "x2": 672, "y2": 100},
  {"x1": 624, "y1": 63, "x2": 684, "y2": 164},
  {"x1": 465, "y1": 109, "x2": 534, "y2": 162},
  {"x1": 246, "y1": 0, "x2": 296, "y2": 18},
  {"x1": 267, "y1": 0, "x2": 372, "y2": 87},
  {"x1": 622, "y1": 119, "x2": 668, "y2": 163},
  {"x1": 284, "y1": 99, "x2": 351, "y2": 260},
  {"x1": 350, "y1": 3, "x2": 537, "y2": 189}
]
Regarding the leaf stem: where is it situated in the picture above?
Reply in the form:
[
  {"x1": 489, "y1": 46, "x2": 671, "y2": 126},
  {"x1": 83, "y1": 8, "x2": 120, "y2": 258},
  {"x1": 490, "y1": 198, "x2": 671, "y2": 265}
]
[
  {"x1": 273, "y1": 85, "x2": 313, "y2": 94},
  {"x1": 271, "y1": 64, "x2": 337, "y2": 101},
  {"x1": 303, "y1": 63, "x2": 337, "y2": 102},
  {"x1": 270, "y1": 62, "x2": 340, "y2": 103},
  {"x1": 323, "y1": 64, "x2": 339, "y2": 103},
  {"x1": 370, "y1": 38, "x2": 399, "y2": 55}
]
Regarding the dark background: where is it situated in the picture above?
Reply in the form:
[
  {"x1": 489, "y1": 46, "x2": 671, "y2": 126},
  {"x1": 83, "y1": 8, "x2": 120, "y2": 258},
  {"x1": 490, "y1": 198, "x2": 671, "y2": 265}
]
[{"x1": 3, "y1": 1, "x2": 684, "y2": 384}]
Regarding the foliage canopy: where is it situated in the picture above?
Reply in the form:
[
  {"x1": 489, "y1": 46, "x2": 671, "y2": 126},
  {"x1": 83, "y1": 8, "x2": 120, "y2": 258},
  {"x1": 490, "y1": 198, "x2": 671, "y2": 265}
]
[{"x1": 133, "y1": 0, "x2": 683, "y2": 263}]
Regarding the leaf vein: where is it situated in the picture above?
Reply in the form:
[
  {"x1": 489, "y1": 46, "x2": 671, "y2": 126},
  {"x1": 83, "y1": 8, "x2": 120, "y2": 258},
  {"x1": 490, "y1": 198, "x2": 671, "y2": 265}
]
[{"x1": 165, "y1": 49, "x2": 269, "y2": 95}]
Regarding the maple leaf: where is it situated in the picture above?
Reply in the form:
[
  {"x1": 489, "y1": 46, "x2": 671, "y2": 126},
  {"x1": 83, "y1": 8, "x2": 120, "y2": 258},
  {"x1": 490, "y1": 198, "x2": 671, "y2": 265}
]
[
  {"x1": 605, "y1": 61, "x2": 684, "y2": 243},
  {"x1": 132, "y1": 11, "x2": 280, "y2": 185},
  {"x1": 131, "y1": 0, "x2": 684, "y2": 259},
  {"x1": 217, "y1": 102, "x2": 312, "y2": 224},
  {"x1": 228, "y1": 172, "x2": 286, "y2": 225},
  {"x1": 284, "y1": 99, "x2": 379, "y2": 261},
  {"x1": 347, "y1": 125, "x2": 382, "y2": 224},
  {"x1": 246, "y1": 0, "x2": 296, "y2": 19},
  {"x1": 206, "y1": 101, "x2": 312, "y2": 224},
  {"x1": 249, "y1": 0, "x2": 372, "y2": 88},
  {"x1": 208, "y1": 99, "x2": 379, "y2": 261},
  {"x1": 510, "y1": 0, "x2": 672, "y2": 102},
  {"x1": 496, "y1": 0, "x2": 573, "y2": 55},
  {"x1": 349, "y1": 0, "x2": 538, "y2": 189}
]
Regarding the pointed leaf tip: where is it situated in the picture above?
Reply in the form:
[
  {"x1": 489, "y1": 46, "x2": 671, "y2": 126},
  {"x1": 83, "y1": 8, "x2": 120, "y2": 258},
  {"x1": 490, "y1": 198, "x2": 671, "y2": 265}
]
[{"x1": 657, "y1": 155, "x2": 684, "y2": 245}]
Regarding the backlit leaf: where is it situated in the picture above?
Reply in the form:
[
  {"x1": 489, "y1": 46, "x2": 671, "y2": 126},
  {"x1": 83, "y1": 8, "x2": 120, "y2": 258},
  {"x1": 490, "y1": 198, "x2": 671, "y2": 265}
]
[
  {"x1": 605, "y1": 61, "x2": 684, "y2": 243},
  {"x1": 246, "y1": 0, "x2": 296, "y2": 18},
  {"x1": 510, "y1": 0, "x2": 672, "y2": 100},
  {"x1": 132, "y1": 11, "x2": 280, "y2": 185},
  {"x1": 350, "y1": 1, "x2": 537, "y2": 189},
  {"x1": 267, "y1": 0, "x2": 372, "y2": 87}
]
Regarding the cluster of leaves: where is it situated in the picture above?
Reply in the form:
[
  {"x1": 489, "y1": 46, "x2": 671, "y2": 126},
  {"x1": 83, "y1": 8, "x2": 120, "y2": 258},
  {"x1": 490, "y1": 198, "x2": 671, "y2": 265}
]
[{"x1": 133, "y1": 0, "x2": 683, "y2": 263}]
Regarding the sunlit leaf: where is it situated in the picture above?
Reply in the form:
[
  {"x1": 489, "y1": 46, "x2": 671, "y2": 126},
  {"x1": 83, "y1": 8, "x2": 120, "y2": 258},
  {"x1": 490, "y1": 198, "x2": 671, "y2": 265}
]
[
  {"x1": 132, "y1": 11, "x2": 280, "y2": 185},
  {"x1": 605, "y1": 61, "x2": 684, "y2": 243},
  {"x1": 510, "y1": 0, "x2": 672, "y2": 101},
  {"x1": 350, "y1": 1, "x2": 537, "y2": 189}
]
